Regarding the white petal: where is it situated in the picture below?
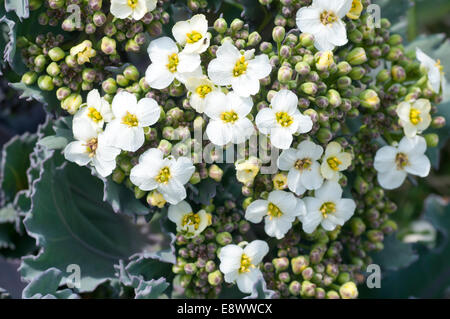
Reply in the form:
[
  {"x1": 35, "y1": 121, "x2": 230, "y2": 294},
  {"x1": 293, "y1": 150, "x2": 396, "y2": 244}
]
[
  {"x1": 219, "y1": 245, "x2": 242, "y2": 273},
  {"x1": 231, "y1": 118, "x2": 255, "y2": 144},
  {"x1": 245, "y1": 200, "x2": 268, "y2": 223},
  {"x1": 335, "y1": 198, "x2": 356, "y2": 222},
  {"x1": 110, "y1": 0, "x2": 132, "y2": 19},
  {"x1": 229, "y1": 92, "x2": 253, "y2": 117},
  {"x1": 136, "y1": 97, "x2": 160, "y2": 127},
  {"x1": 145, "y1": 63, "x2": 175, "y2": 89},
  {"x1": 168, "y1": 200, "x2": 191, "y2": 225},
  {"x1": 297, "y1": 140, "x2": 323, "y2": 160},
  {"x1": 131, "y1": 0, "x2": 147, "y2": 20},
  {"x1": 177, "y1": 52, "x2": 201, "y2": 73},
  {"x1": 247, "y1": 54, "x2": 271, "y2": 79},
  {"x1": 287, "y1": 169, "x2": 307, "y2": 195},
  {"x1": 158, "y1": 179, "x2": 187, "y2": 205},
  {"x1": 105, "y1": 121, "x2": 144, "y2": 152},
  {"x1": 255, "y1": 108, "x2": 276, "y2": 135},
  {"x1": 112, "y1": 91, "x2": 137, "y2": 119},
  {"x1": 300, "y1": 162, "x2": 324, "y2": 190},
  {"x1": 231, "y1": 73, "x2": 259, "y2": 97},
  {"x1": 268, "y1": 190, "x2": 297, "y2": 214},
  {"x1": 296, "y1": 113, "x2": 313, "y2": 134},
  {"x1": 377, "y1": 169, "x2": 407, "y2": 190},
  {"x1": 206, "y1": 121, "x2": 232, "y2": 146},
  {"x1": 374, "y1": 146, "x2": 397, "y2": 173},
  {"x1": 270, "y1": 128, "x2": 292, "y2": 150},
  {"x1": 243, "y1": 240, "x2": 269, "y2": 265},
  {"x1": 171, "y1": 156, "x2": 195, "y2": 185},
  {"x1": 172, "y1": 20, "x2": 190, "y2": 45},
  {"x1": 264, "y1": 216, "x2": 292, "y2": 239},
  {"x1": 328, "y1": 20, "x2": 348, "y2": 47},
  {"x1": 147, "y1": 37, "x2": 178, "y2": 63},
  {"x1": 64, "y1": 141, "x2": 91, "y2": 166},
  {"x1": 130, "y1": 163, "x2": 158, "y2": 191},
  {"x1": 271, "y1": 90, "x2": 298, "y2": 114},
  {"x1": 277, "y1": 149, "x2": 298, "y2": 170},
  {"x1": 315, "y1": 181, "x2": 342, "y2": 202},
  {"x1": 236, "y1": 268, "x2": 261, "y2": 294},
  {"x1": 406, "y1": 154, "x2": 430, "y2": 177},
  {"x1": 302, "y1": 210, "x2": 322, "y2": 234}
]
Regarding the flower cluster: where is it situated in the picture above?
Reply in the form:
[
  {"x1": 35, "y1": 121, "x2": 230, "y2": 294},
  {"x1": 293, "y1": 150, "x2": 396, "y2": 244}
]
[{"x1": 14, "y1": 0, "x2": 447, "y2": 299}]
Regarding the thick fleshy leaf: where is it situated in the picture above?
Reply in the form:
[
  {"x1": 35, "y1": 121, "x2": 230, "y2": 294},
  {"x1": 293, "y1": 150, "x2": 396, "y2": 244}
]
[{"x1": 22, "y1": 268, "x2": 79, "y2": 299}]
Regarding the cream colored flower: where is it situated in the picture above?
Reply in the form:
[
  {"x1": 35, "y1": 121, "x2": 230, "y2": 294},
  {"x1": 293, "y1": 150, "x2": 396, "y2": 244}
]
[
  {"x1": 70, "y1": 40, "x2": 96, "y2": 65},
  {"x1": 172, "y1": 14, "x2": 211, "y2": 54},
  {"x1": 168, "y1": 200, "x2": 211, "y2": 238},
  {"x1": 185, "y1": 76, "x2": 219, "y2": 113},
  {"x1": 320, "y1": 141, "x2": 352, "y2": 180},
  {"x1": 396, "y1": 99, "x2": 431, "y2": 138},
  {"x1": 235, "y1": 157, "x2": 261, "y2": 184},
  {"x1": 110, "y1": 0, "x2": 157, "y2": 20}
]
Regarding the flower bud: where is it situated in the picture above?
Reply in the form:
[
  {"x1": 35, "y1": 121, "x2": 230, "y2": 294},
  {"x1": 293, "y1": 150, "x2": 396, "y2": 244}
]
[
  {"x1": 272, "y1": 257, "x2": 289, "y2": 272},
  {"x1": 209, "y1": 165, "x2": 223, "y2": 182},
  {"x1": 230, "y1": 18, "x2": 244, "y2": 32},
  {"x1": 376, "y1": 69, "x2": 391, "y2": 82},
  {"x1": 102, "y1": 78, "x2": 117, "y2": 94},
  {"x1": 147, "y1": 21, "x2": 163, "y2": 37},
  {"x1": 247, "y1": 31, "x2": 262, "y2": 46},
  {"x1": 37, "y1": 75, "x2": 54, "y2": 91},
  {"x1": 348, "y1": 66, "x2": 366, "y2": 80},
  {"x1": 346, "y1": 47, "x2": 368, "y2": 65},
  {"x1": 316, "y1": 127, "x2": 332, "y2": 144},
  {"x1": 391, "y1": 65, "x2": 406, "y2": 82},
  {"x1": 424, "y1": 133, "x2": 439, "y2": 148},
  {"x1": 208, "y1": 270, "x2": 223, "y2": 286},
  {"x1": 315, "y1": 51, "x2": 334, "y2": 72},
  {"x1": 125, "y1": 39, "x2": 140, "y2": 52},
  {"x1": 339, "y1": 282, "x2": 358, "y2": 299},
  {"x1": 291, "y1": 256, "x2": 309, "y2": 275},
  {"x1": 93, "y1": 12, "x2": 107, "y2": 27},
  {"x1": 48, "y1": 47, "x2": 65, "y2": 62},
  {"x1": 300, "y1": 82, "x2": 318, "y2": 96},
  {"x1": 431, "y1": 116, "x2": 446, "y2": 129},
  {"x1": 46, "y1": 62, "x2": 60, "y2": 77},
  {"x1": 158, "y1": 140, "x2": 172, "y2": 155},
  {"x1": 213, "y1": 18, "x2": 227, "y2": 34},
  {"x1": 56, "y1": 87, "x2": 71, "y2": 101},
  {"x1": 299, "y1": 33, "x2": 314, "y2": 47},
  {"x1": 300, "y1": 281, "x2": 316, "y2": 297},
  {"x1": 259, "y1": 41, "x2": 273, "y2": 54},
  {"x1": 289, "y1": 281, "x2": 301, "y2": 296},
  {"x1": 101, "y1": 37, "x2": 117, "y2": 55},
  {"x1": 326, "y1": 290, "x2": 340, "y2": 299},
  {"x1": 21, "y1": 72, "x2": 38, "y2": 85},
  {"x1": 348, "y1": 29, "x2": 363, "y2": 43},
  {"x1": 216, "y1": 232, "x2": 232, "y2": 246},
  {"x1": 327, "y1": 89, "x2": 342, "y2": 108},
  {"x1": 147, "y1": 190, "x2": 166, "y2": 208},
  {"x1": 272, "y1": 26, "x2": 285, "y2": 43},
  {"x1": 61, "y1": 93, "x2": 82, "y2": 114},
  {"x1": 336, "y1": 61, "x2": 352, "y2": 76},
  {"x1": 359, "y1": 89, "x2": 380, "y2": 109},
  {"x1": 278, "y1": 65, "x2": 293, "y2": 83}
]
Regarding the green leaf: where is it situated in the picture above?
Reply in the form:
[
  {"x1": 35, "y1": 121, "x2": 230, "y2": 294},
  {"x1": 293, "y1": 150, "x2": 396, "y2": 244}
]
[
  {"x1": 0, "y1": 132, "x2": 37, "y2": 205},
  {"x1": 37, "y1": 136, "x2": 68, "y2": 150},
  {"x1": 0, "y1": 15, "x2": 15, "y2": 72},
  {"x1": 4, "y1": 0, "x2": 29, "y2": 20},
  {"x1": 20, "y1": 152, "x2": 154, "y2": 293},
  {"x1": 360, "y1": 195, "x2": 450, "y2": 298},
  {"x1": 22, "y1": 268, "x2": 79, "y2": 299},
  {"x1": 371, "y1": 234, "x2": 419, "y2": 271}
]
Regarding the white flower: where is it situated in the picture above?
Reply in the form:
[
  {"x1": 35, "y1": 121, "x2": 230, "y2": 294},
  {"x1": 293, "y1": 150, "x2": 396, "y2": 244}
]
[
  {"x1": 145, "y1": 37, "x2": 202, "y2": 90},
  {"x1": 245, "y1": 191, "x2": 306, "y2": 239},
  {"x1": 204, "y1": 91, "x2": 255, "y2": 146},
  {"x1": 207, "y1": 41, "x2": 271, "y2": 97},
  {"x1": 396, "y1": 99, "x2": 432, "y2": 138},
  {"x1": 255, "y1": 90, "x2": 313, "y2": 149},
  {"x1": 168, "y1": 201, "x2": 211, "y2": 238},
  {"x1": 73, "y1": 89, "x2": 113, "y2": 132},
  {"x1": 277, "y1": 140, "x2": 324, "y2": 195},
  {"x1": 320, "y1": 141, "x2": 352, "y2": 180},
  {"x1": 374, "y1": 135, "x2": 431, "y2": 190},
  {"x1": 172, "y1": 14, "x2": 211, "y2": 54},
  {"x1": 64, "y1": 121, "x2": 120, "y2": 177},
  {"x1": 302, "y1": 181, "x2": 356, "y2": 233},
  {"x1": 235, "y1": 156, "x2": 261, "y2": 184},
  {"x1": 110, "y1": 0, "x2": 156, "y2": 20},
  {"x1": 219, "y1": 240, "x2": 269, "y2": 294},
  {"x1": 416, "y1": 48, "x2": 445, "y2": 94},
  {"x1": 296, "y1": 0, "x2": 353, "y2": 51},
  {"x1": 185, "y1": 76, "x2": 219, "y2": 113},
  {"x1": 104, "y1": 91, "x2": 160, "y2": 152},
  {"x1": 130, "y1": 148, "x2": 195, "y2": 204}
]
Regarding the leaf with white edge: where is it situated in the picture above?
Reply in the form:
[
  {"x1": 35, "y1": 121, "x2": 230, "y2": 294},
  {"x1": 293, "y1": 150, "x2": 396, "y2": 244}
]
[
  {"x1": 4, "y1": 0, "x2": 30, "y2": 20},
  {"x1": 22, "y1": 268, "x2": 79, "y2": 299},
  {"x1": 0, "y1": 205, "x2": 17, "y2": 224},
  {"x1": 244, "y1": 276, "x2": 276, "y2": 299},
  {"x1": 0, "y1": 132, "x2": 37, "y2": 205},
  {"x1": 37, "y1": 136, "x2": 68, "y2": 150},
  {"x1": 20, "y1": 152, "x2": 154, "y2": 293},
  {"x1": 0, "y1": 15, "x2": 15, "y2": 72}
]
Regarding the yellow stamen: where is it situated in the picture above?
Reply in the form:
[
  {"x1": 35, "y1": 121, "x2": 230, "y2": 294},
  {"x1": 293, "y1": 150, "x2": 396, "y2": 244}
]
[
  {"x1": 87, "y1": 107, "x2": 103, "y2": 123},
  {"x1": 85, "y1": 138, "x2": 98, "y2": 158},
  {"x1": 320, "y1": 10, "x2": 338, "y2": 25},
  {"x1": 275, "y1": 112, "x2": 293, "y2": 127},
  {"x1": 320, "y1": 201, "x2": 336, "y2": 218},
  {"x1": 167, "y1": 53, "x2": 179, "y2": 73},
  {"x1": 186, "y1": 30, "x2": 203, "y2": 44},
  {"x1": 395, "y1": 152, "x2": 409, "y2": 170},
  {"x1": 220, "y1": 110, "x2": 239, "y2": 124},
  {"x1": 409, "y1": 108, "x2": 422, "y2": 125},
  {"x1": 196, "y1": 85, "x2": 212, "y2": 98},
  {"x1": 155, "y1": 166, "x2": 171, "y2": 184},
  {"x1": 127, "y1": 0, "x2": 138, "y2": 9},
  {"x1": 435, "y1": 59, "x2": 445, "y2": 75},
  {"x1": 239, "y1": 254, "x2": 253, "y2": 273},
  {"x1": 327, "y1": 156, "x2": 342, "y2": 171},
  {"x1": 233, "y1": 56, "x2": 248, "y2": 77},
  {"x1": 122, "y1": 111, "x2": 139, "y2": 127},
  {"x1": 294, "y1": 158, "x2": 312, "y2": 171},
  {"x1": 181, "y1": 212, "x2": 201, "y2": 230},
  {"x1": 347, "y1": 0, "x2": 363, "y2": 20},
  {"x1": 273, "y1": 173, "x2": 287, "y2": 190},
  {"x1": 268, "y1": 202, "x2": 283, "y2": 220}
]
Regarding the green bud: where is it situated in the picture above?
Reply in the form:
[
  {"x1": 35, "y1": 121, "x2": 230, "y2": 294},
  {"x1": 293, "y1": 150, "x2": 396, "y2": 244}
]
[
  {"x1": 348, "y1": 29, "x2": 363, "y2": 43},
  {"x1": 259, "y1": 41, "x2": 273, "y2": 54},
  {"x1": 431, "y1": 116, "x2": 446, "y2": 129},
  {"x1": 272, "y1": 257, "x2": 289, "y2": 272},
  {"x1": 376, "y1": 69, "x2": 391, "y2": 83},
  {"x1": 29, "y1": 0, "x2": 44, "y2": 10},
  {"x1": 56, "y1": 87, "x2": 71, "y2": 101},
  {"x1": 158, "y1": 139, "x2": 172, "y2": 155},
  {"x1": 112, "y1": 168, "x2": 126, "y2": 184},
  {"x1": 348, "y1": 66, "x2": 366, "y2": 80},
  {"x1": 216, "y1": 232, "x2": 232, "y2": 246},
  {"x1": 278, "y1": 65, "x2": 293, "y2": 83},
  {"x1": 301, "y1": 281, "x2": 316, "y2": 297},
  {"x1": 37, "y1": 75, "x2": 54, "y2": 91},
  {"x1": 336, "y1": 61, "x2": 352, "y2": 75},
  {"x1": 391, "y1": 65, "x2": 406, "y2": 82},
  {"x1": 289, "y1": 281, "x2": 301, "y2": 296},
  {"x1": 272, "y1": 26, "x2": 285, "y2": 43},
  {"x1": 134, "y1": 186, "x2": 146, "y2": 199},
  {"x1": 339, "y1": 282, "x2": 358, "y2": 299},
  {"x1": 388, "y1": 34, "x2": 403, "y2": 46},
  {"x1": 46, "y1": 62, "x2": 60, "y2": 77},
  {"x1": 34, "y1": 54, "x2": 47, "y2": 71},
  {"x1": 118, "y1": 157, "x2": 133, "y2": 174},
  {"x1": 326, "y1": 290, "x2": 340, "y2": 299},
  {"x1": 209, "y1": 164, "x2": 223, "y2": 182},
  {"x1": 101, "y1": 37, "x2": 117, "y2": 55},
  {"x1": 337, "y1": 272, "x2": 350, "y2": 285},
  {"x1": 316, "y1": 128, "x2": 333, "y2": 144},
  {"x1": 295, "y1": 61, "x2": 311, "y2": 76},
  {"x1": 299, "y1": 33, "x2": 314, "y2": 47},
  {"x1": 116, "y1": 74, "x2": 129, "y2": 87},
  {"x1": 213, "y1": 18, "x2": 228, "y2": 34},
  {"x1": 48, "y1": 47, "x2": 65, "y2": 62},
  {"x1": 291, "y1": 256, "x2": 309, "y2": 275},
  {"x1": 247, "y1": 31, "x2": 262, "y2": 46},
  {"x1": 21, "y1": 71, "x2": 38, "y2": 85},
  {"x1": 102, "y1": 78, "x2": 118, "y2": 94},
  {"x1": 208, "y1": 270, "x2": 223, "y2": 286},
  {"x1": 359, "y1": 89, "x2": 380, "y2": 109},
  {"x1": 230, "y1": 18, "x2": 244, "y2": 32},
  {"x1": 327, "y1": 89, "x2": 341, "y2": 108},
  {"x1": 424, "y1": 133, "x2": 439, "y2": 148},
  {"x1": 61, "y1": 94, "x2": 82, "y2": 114},
  {"x1": 346, "y1": 47, "x2": 368, "y2": 65},
  {"x1": 300, "y1": 82, "x2": 318, "y2": 95}
]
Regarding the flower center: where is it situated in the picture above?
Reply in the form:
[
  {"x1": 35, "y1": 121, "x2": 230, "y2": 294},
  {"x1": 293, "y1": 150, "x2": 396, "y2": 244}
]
[
  {"x1": 87, "y1": 107, "x2": 103, "y2": 123},
  {"x1": 275, "y1": 112, "x2": 293, "y2": 127},
  {"x1": 320, "y1": 10, "x2": 338, "y2": 25},
  {"x1": 435, "y1": 59, "x2": 444, "y2": 74},
  {"x1": 186, "y1": 30, "x2": 203, "y2": 44},
  {"x1": 127, "y1": 0, "x2": 138, "y2": 9},
  {"x1": 156, "y1": 166, "x2": 171, "y2": 184},
  {"x1": 167, "y1": 53, "x2": 179, "y2": 73},
  {"x1": 196, "y1": 85, "x2": 212, "y2": 98},
  {"x1": 409, "y1": 108, "x2": 422, "y2": 125},
  {"x1": 273, "y1": 174, "x2": 287, "y2": 190},
  {"x1": 181, "y1": 212, "x2": 201, "y2": 230},
  {"x1": 85, "y1": 138, "x2": 98, "y2": 157},
  {"x1": 294, "y1": 158, "x2": 312, "y2": 171},
  {"x1": 320, "y1": 201, "x2": 336, "y2": 218},
  {"x1": 220, "y1": 110, "x2": 239, "y2": 124},
  {"x1": 327, "y1": 156, "x2": 342, "y2": 171},
  {"x1": 267, "y1": 202, "x2": 283, "y2": 219},
  {"x1": 233, "y1": 56, "x2": 248, "y2": 77},
  {"x1": 122, "y1": 111, "x2": 139, "y2": 127},
  {"x1": 395, "y1": 152, "x2": 409, "y2": 170},
  {"x1": 239, "y1": 254, "x2": 253, "y2": 273}
]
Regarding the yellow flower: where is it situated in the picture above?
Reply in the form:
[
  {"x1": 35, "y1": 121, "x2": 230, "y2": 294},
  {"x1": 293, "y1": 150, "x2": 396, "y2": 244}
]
[
  {"x1": 148, "y1": 190, "x2": 167, "y2": 208},
  {"x1": 272, "y1": 173, "x2": 288, "y2": 190},
  {"x1": 347, "y1": 0, "x2": 363, "y2": 20},
  {"x1": 70, "y1": 40, "x2": 96, "y2": 65}
]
